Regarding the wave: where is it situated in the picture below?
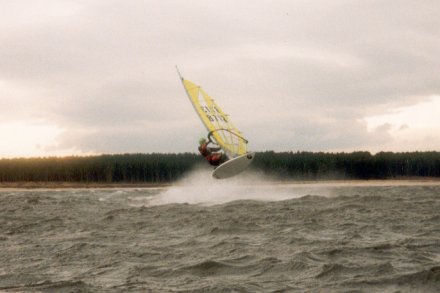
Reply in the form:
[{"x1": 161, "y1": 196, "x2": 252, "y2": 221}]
[
  {"x1": 2, "y1": 185, "x2": 440, "y2": 292},
  {"x1": 175, "y1": 256, "x2": 282, "y2": 278},
  {"x1": 344, "y1": 266, "x2": 440, "y2": 292},
  {"x1": 0, "y1": 280, "x2": 92, "y2": 292},
  {"x1": 395, "y1": 266, "x2": 440, "y2": 286}
]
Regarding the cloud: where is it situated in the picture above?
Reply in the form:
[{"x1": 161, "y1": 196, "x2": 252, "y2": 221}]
[
  {"x1": 1, "y1": 0, "x2": 440, "y2": 157},
  {"x1": 398, "y1": 124, "x2": 409, "y2": 131}
]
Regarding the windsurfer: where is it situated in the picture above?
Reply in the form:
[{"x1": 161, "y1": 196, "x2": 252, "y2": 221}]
[{"x1": 198, "y1": 137, "x2": 227, "y2": 166}]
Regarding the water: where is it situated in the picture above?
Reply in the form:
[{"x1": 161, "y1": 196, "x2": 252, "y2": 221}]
[{"x1": 1, "y1": 172, "x2": 440, "y2": 292}]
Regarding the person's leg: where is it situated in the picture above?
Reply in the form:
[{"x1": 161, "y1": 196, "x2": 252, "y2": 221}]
[{"x1": 209, "y1": 154, "x2": 222, "y2": 166}]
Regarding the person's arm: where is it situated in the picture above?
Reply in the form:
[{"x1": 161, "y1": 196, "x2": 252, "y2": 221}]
[{"x1": 207, "y1": 142, "x2": 221, "y2": 152}]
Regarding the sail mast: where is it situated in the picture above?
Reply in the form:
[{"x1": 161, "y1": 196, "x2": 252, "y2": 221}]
[
  {"x1": 177, "y1": 67, "x2": 212, "y2": 135},
  {"x1": 176, "y1": 65, "x2": 183, "y2": 81}
]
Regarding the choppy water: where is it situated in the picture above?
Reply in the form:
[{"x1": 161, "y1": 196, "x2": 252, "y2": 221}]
[{"x1": 1, "y1": 173, "x2": 440, "y2": 292}]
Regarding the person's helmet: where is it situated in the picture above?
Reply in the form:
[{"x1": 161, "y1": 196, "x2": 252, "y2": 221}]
[{"x1": 199, "y1": 137, "x2": 207, "y2": 145}]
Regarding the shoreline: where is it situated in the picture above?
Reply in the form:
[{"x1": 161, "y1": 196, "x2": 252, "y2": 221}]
[
  {"x1": 0, "y1": 182, "x2": 172, "y2": 189},
  {"x1": 1, "y1": 178, "x2": 440, "y2": 189}
]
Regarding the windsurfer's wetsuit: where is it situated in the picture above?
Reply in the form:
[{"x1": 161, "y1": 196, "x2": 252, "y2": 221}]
[{"x1": 198, "y1": 142, "x2": 225, "y2": 166}]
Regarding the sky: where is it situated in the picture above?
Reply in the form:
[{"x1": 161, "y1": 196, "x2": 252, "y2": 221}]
[{"x1": 1, "y1": 0, "x2": 440, "y2": 158}]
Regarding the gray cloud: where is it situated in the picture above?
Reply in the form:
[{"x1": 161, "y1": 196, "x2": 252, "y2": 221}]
[{"x1": 1, "y1": 0, "x2": 440, "y2": 155}]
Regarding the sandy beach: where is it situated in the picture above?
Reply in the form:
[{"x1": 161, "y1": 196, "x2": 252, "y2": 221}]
[
  {"x1": 0, "y1": 181, "x2": 172, "y2": 189},
  {"x1": 1, "y1": 178, "x2": 439, "y2": 189}
]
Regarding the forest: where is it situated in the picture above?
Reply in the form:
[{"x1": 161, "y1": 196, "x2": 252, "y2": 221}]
[{"x1": 0, "y1": 151, "x2": 439, "y2": 183}]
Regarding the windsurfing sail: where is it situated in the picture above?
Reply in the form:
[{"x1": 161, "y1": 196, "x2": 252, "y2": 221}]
[{"x1": 177, "y1": 68, "x2": 248, "y2": 158}]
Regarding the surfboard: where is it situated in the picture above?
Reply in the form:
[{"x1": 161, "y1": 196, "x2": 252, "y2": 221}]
[{"x1": 212, "y1": 152, "x2": 255, "y2": 179}]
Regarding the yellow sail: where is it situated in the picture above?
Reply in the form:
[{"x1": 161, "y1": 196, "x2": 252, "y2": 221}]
[{"x1": 180, "y1": 77, "x2": 248, "y2": 158}]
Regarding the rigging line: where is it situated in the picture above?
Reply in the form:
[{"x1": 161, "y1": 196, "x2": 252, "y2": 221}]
[
  {"x1": 202, "y1": 89, "x2": 226, "y2": 147},
  {"x1": 210, "y1": 96, "x2": 236, "y2": 152}
]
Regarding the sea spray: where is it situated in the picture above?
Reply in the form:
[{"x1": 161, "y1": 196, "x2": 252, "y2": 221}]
[{"x1": 148, "y1": 168, "x2": 309, "y2": 206}]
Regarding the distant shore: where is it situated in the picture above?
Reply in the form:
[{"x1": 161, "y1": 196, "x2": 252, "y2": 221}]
[
  {"x1": 1, "y1": 178, "x2": 440, "y2": 189},
  {"x1": 0, "y1": 182, "x2": 172, "y2": 189}
]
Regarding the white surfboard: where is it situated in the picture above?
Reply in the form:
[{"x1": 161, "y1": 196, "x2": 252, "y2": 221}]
[{"x1": 212, "y1": 152, "x2": 255, "y2": 179}]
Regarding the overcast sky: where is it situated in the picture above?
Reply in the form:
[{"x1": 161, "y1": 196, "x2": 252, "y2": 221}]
[{"x1": 1, "y1": 0, "x2": 440, "y2": 158}]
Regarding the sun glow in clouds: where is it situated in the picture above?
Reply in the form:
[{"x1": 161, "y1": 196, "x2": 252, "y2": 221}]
[
  {"x1": 365, "y1": 96, "x2": 440, "y2": 151},
  {"x1": 0, "y1": 122, "x2": 64, "y2": 158}
]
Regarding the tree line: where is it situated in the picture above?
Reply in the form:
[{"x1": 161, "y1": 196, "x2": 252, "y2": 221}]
[
  {"x1": 0, "y1": 153, "x2": 201, "y2": 183},
  {"x1": 0, "y1": 151, "x2": 439, "y2": 183},
  {"x1": 253, "y1": 151, "x2": 440, "y2": 180}
]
